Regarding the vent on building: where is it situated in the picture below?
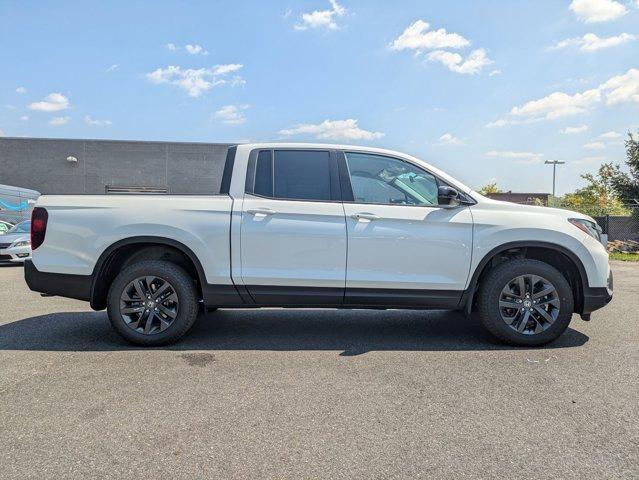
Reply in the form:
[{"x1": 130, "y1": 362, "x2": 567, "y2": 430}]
[{"x1": 106, "y1": 185, "x2": 169, "y2": 195}]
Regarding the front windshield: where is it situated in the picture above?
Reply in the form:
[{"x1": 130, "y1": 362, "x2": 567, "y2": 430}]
[{"x1": 7, "y1": 221, "x2": 30, "y2": 234}]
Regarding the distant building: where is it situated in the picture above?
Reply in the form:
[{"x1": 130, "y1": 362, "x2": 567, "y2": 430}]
[{"x1": 486, "y1": 191, "x2": 550, "y2": 206}]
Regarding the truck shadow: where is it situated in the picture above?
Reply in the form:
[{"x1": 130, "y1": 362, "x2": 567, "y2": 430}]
[{"x1": 0, "y1": 308, "x2": 589, "y2": 354}]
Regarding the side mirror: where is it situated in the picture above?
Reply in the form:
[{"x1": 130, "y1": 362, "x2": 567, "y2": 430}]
[{"x1": 438, "y1": 185, "x2": 461, "y2": 207}]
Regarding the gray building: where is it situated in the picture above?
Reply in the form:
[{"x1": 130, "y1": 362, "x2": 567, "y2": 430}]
[{"x1": 0, "y1": 137, "x2": 233, "y2": 195}]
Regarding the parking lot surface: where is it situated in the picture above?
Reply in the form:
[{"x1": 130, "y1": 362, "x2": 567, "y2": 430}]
[{"x1": 0, "y1": 262, "x2": 637, "y2": 479}]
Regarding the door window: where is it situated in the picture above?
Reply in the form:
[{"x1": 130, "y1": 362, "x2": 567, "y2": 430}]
[
  {"x1": 345, "y1": 152, "x2": 439, "y2": 205},
  {"x1": 252, "y1": 150, "x2": 333, "y2": 201}
]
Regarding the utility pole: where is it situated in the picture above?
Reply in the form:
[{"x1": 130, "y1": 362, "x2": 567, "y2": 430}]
[{"x1": 544, "y1": 160, "x2": 565, "y2": 197}]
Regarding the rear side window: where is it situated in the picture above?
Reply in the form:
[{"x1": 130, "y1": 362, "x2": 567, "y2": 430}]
[{"x1": 251, "y1": 150, "x2": 334, "y2": 201}]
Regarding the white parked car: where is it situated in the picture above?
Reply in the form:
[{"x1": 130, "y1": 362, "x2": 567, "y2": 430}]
[
  {"x1": 0, "y1": 220, "x2": 14, "y2": 234},
  {"x1": 25, "y1": 144, "x2": 612, "y2": 346},
  {"x1": 0, "y1": 220, "x2": 31, "y2": 264}
]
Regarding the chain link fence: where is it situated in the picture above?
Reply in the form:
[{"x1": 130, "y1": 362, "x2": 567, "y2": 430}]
[{"x1": 594, "y1": 206, "x2": 639, "y2": 242}]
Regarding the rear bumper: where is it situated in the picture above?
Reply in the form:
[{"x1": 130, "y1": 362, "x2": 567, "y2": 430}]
[
  {"x1": 581, "y1": 269, "x2": 613, "y2": 315},
  {"x1": 24, "y1": 259, "x2": 92, "y2": 302}
]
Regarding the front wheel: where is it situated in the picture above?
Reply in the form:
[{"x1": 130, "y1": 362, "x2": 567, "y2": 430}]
[
  {"x1": 107, "y1": 260, "x2": 199, "y2": 346},
  {"x1": 477, "y1": 259, "x2": 574, "y2": 346}
]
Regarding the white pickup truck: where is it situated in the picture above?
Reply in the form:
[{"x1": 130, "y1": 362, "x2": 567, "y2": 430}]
[{"x1": 25, "y1": 143, "x2": 612, "y2": 346}]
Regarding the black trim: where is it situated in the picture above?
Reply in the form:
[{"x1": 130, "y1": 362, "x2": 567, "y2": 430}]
[
  {"x1": 24, "y1": 259, "x2": 92, "y2": 302},
  {"x1": 461, "y1": 241, "x2": 591, "y2": 315},
  {"x1": 336, "y1": 150, "x2": 355, "y2": 202},
  {"x1": 245, "y1": 285, "x2": 344, "y2": 306},
  {"x1": 219, "y1": 146, "x2": 237, "y2": 195},
  {"x1": 582, "y1": 270, "x2": 613, "y2": 314},
  {"x1": 345, "y1": 288, "x2": 462, "y2": 308}
]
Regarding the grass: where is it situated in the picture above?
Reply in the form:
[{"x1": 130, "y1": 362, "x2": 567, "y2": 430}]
[{"x1": 609, "y1": 251, "x2": 639, "y2": 262}]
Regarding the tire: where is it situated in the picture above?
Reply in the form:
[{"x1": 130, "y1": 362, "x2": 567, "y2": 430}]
[
  {"x1": 107, "y1": 260, "x2": 199, "y2": 346},
  {"x1": 477, "y1": 259, "x2": 574, "y2": 346}
]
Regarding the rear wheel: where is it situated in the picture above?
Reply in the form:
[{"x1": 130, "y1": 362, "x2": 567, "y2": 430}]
[
  {"x1": 107, "y1": 260, "x2": 199, "y2": 346},
  {"x1": 477, "y1": 259, "x2": 574, "y2": 346}
]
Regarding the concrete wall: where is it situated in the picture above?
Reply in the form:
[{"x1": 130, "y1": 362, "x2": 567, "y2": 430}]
[{"x1": 0, "y1": 137, "x2": 232, "y2": 195}]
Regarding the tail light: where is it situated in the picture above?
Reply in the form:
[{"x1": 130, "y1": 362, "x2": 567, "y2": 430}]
[{"x1": 31, "y1": 207, "x2": 48, "y2": 250}]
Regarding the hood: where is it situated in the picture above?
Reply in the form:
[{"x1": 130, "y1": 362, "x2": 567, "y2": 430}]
[
  {"x1": 472, "y1": 194, "x2": 596, "y2": 223},
  {"x1": 0, "y1": 233, "x2": 29, "y2": 247}
]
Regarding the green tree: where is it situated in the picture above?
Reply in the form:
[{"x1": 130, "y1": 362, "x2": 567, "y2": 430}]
[
  {"x1": 610, "y1": 132, "x2": 639, "y2": 204},
  {"x1": 557, "y1": 163, "x2": 629, "y2": 217},
  {"x1": 478, "y1": 182, "x2": 500, "y2": 195}
]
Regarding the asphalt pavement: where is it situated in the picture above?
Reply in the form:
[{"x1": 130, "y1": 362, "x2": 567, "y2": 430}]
[{"x1": 0, "y1": 262, "x2": 637, "y2": 479}]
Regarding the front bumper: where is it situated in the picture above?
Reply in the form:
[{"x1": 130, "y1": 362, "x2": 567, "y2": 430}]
[
  {"x1": 581, "y1": 269, "x2": 613, "y2": 315},
  {"x1": 0, "y1": 245, "x2": 31, "y2": 263}
]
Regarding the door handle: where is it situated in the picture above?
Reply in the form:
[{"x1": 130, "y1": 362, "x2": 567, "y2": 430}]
[
  {"x1": 246, "y1": 208, "x2": 276, "y2": 217},
  {"x1": 351, "y1": 213, "x2": 380, "y2": 221}
]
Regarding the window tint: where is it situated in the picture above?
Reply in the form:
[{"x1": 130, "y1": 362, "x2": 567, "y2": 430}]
[
  {"x1": 273, "y1": 150, "x2": 331, "y2": 201},
  {"x1": 254, "y1": 150, "x2": 273, "y2": 197},
  {"x1": 345, "y1": 152, "x2": 439, "y2": 205}
]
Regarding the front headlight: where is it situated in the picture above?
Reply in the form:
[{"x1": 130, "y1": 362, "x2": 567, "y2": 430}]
[
  {"x1": 568, "y1": 218, "x2": 602, "y2": 241},
  {"x1": 12, "y1": 240, "x2": 30, "y2": 248}
]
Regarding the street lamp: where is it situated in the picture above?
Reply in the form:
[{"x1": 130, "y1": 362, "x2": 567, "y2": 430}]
[{"x1": 544, "y1": 160, "x2": 565, "y2": 197}]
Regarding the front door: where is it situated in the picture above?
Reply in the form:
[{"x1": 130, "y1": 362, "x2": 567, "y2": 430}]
[
  {"x1": 240, "y1": 149, "x2": 347, "y2": 305},
  {"x1": 340, "y1": 151, "x2": 473, "y2": 306}
]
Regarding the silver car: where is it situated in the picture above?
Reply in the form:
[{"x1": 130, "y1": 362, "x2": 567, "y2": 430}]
[{"x1": 0, "y1": 221, "x2": 31, "y2": 264}]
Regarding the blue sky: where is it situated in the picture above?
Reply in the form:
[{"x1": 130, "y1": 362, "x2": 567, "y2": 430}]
[{"x1": 1, "y1": 0, "x2": 638, "y2": 194}]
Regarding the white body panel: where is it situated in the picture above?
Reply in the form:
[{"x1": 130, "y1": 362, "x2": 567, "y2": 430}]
[
  {"x1": 342, "y1": 203, "x2": 472, "y2": 290},
  {"x1": 31, "y1": 142, "x2": 610, "y2": 300},
  {"x1": 33, "y1": 195, "x2": 233, "y2": 284},
  {"x1": 239, "y1": 194, "x2": 347, "y2": 287}
]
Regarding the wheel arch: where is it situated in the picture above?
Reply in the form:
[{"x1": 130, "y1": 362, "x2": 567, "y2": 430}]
[
  {"x1": 89, "y1": 236, "x2": 208, "y2": 310},
  {"x1": 463, "y1": 241, "x2": 588, "y2": 315}
]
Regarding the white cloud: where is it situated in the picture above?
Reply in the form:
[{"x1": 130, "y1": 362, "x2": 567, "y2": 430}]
[
  {"x1": 146, "y1": 64, "x2": 244, "y2": 97},
  {"x1": 390, "y1": 20, "x2": 470, "y2": 52},
  {"x1": 214, "y1": 105, "x2": 249, "y2": 125},
  {"x1": 166, "y1": 43, "x2": 178, "y2": 51},
  {"x1": 598, "y1": 68, "x2": 639, "y2": 105},
  {"x1": 488, "y1": 69, "x2": 502, "y2": 77},
  {"x1": 511, "y1": 89, "x2": 601, "y2": 120},
  {"x1": 569, "y1": 0, "x2": 627, "y2": 23},
  {"x1": 185, "y1": 44, "x2": 208, "y2": 55},
  {"x1": 283, "y1": 8, "x2": 292, "y2": 19},
  {"x1": 106, "y1": 64, "x2": 118, "y2": 72},
  {"x1": 427, "y1": 48, "x2": 492, "y2": 75},
  {"x1": 295, "y1": 0, "x2": 346, "y2": 31},
  {"x1": 490, "y1": 69, "x2": 639, "y2": 126},
  {"x1": 28, "y1": 93, "x2": 70, "y2": 112},
  {"x1": 438, "y1": 133, "x2": 462, "y2": 145},
  {"x1": 20, "y1": 115, "x2": 28, "y2": 122},
  {"x1": 552, "y1": 32, "x2": 635, "y2": 52},
  {"x1": 278, "y1": 119, "x2": 384, "y2": 141},
  {"x1": 584, "y1": 141, "x2": 605, "y2": 149},
  {"x1": 561, "y1": 125, "x2": 589, "y2": 134},
  {"x1": 485, "y1": 150, "x2": 544, "y2": 164},
  {"x1": 85, "y1": 115, "x2": 112, "y2": 126},
  {"x1": 15, "y1": 86, "x2": 27, "y2": 94},
  {"x1": 49, "y1": 116, "x2": 70, "y2": 126},
  {"x1": 572, "y1": 155, "x2": 607, "y2": 166},
  {"x1": 599, "y1": 131, "x2": 622, "y2": 140}
]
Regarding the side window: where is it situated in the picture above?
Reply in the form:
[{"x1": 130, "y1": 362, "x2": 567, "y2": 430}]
[
  {"x1": 345, "y1": 152, "x2": 439, "y2": 206},
  {"x1": 253, "y1": 150, "x2": 336, "y2": 201}
]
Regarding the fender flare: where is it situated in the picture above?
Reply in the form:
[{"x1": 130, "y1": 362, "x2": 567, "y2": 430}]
[
  {"x1": 89, "y1": 236, "x2": 209, "y2": 310},
  {"x1": 461, "y1": 240, "x2": 588, "y2": 315}
]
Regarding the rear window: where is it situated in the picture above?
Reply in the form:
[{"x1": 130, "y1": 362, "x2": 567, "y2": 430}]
[{"x1": 252, "y1": 150, "x2": 333, "y2": 201}]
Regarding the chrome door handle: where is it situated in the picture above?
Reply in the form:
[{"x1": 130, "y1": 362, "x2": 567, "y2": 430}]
[
  {"x1": 351, "y1": 213, "x2": 380, "y2": 221},
  {"x1": 246, "y1": 208, "x2": 276, "y2": 216}
]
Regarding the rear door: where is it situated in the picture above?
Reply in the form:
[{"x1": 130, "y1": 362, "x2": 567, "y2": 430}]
[
  {"x1": 340, "y1": 151, "x2": 473, "y2": 306},
  {"x1": 239, "y1": 149, "x2": 347, "y2": 305}
]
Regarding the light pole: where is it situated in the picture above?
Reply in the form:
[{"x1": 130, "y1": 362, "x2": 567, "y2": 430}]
[{"x1": 544, "y1": 160, "x2": 565, "y2": 197}]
